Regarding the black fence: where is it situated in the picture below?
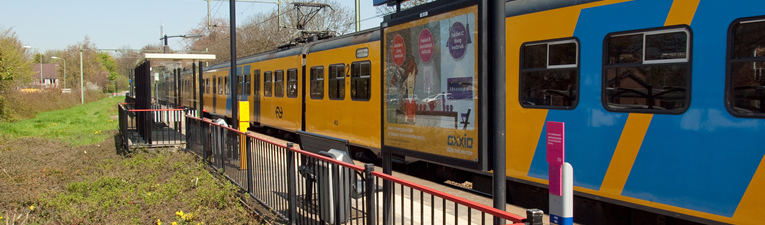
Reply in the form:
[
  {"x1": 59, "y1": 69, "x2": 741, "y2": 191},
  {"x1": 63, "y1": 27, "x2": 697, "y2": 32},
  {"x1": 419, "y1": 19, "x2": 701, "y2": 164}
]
[{"x1": 185, "y1": 116, "x2": 528, "y2": 225}]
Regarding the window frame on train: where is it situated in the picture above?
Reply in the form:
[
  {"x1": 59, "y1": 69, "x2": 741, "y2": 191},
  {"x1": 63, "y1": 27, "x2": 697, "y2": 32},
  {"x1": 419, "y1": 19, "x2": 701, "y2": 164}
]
[
  {"x1": 205, "y1": 78, "x2": 210, "y2": 94},
  {"x1": 328, "y1": 63, "x2": 346, "y2": 100},
  {"x1": 253, "y1": 70, "x2": 260, "y2": 96},
  {"x1": 602, "y1": 25, "x2": 693, "y2": 114},
  {"x1": 274, "y1": 70, "x2": 285, "y2": 98},
  {"x1": 237, "y1": 74, "x2": 244, "y2": 95},
  {"x1": 224, "y1": 76, "x2": 230, "y2": 95},
  {"x1": 264, "y1": 71, "x2": 272, "y2": 97},
  {"x1": 287, "y1": 68, "x2": 298, "y2": 98},
  {"x1": 726, "y1": 16, "x2": 765, "y2": 118},
  {"x1": 310, "y1": 66, "x2": 325, "y2": 99},
  {"x1": 351, "y1": 60, "x2": 372, "y2": 101},
  {"x1": 519, "y1": 38, "x2": 580, "y2": 109},
  {"x1": 216, "y1": 77, "x2": 221, "y2": 95}
]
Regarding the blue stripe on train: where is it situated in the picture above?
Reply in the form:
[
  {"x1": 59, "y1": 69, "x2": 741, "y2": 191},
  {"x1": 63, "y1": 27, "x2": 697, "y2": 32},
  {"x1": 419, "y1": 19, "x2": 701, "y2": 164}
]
[
  {"x1": 527, "y1": 0, "x2": 765, "y2": 217},
  {"x1": 621, "y1": 0, "x2": 765, "y2": 217},
  {"x1": 528, "y1": 0, "x2": 673, "y2": 191}
]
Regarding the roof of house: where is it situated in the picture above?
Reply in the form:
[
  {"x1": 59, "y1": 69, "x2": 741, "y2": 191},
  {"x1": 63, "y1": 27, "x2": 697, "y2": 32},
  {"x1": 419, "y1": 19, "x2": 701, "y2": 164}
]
[{"x1": 31, "y1": 64, "x2": 60, "y2": 79}]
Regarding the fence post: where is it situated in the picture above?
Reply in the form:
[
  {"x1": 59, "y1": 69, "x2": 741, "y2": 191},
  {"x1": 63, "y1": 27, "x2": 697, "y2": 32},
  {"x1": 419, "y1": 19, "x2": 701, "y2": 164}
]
[
  {"x1": 247, "y1": 136, "x2": 254, "y2": 195},
  {"x1": 185, "y1": 116, "x2": 190, "y2": 151},
  {"x1": 203, "y1": 122, "x2": 209, "y2": 163},
  {"x1": 286, "y1": 142, "x2": 297, "y2": 224},
  {"x1": 365, "y1": 164, "x2": 375, "y2": 225}
]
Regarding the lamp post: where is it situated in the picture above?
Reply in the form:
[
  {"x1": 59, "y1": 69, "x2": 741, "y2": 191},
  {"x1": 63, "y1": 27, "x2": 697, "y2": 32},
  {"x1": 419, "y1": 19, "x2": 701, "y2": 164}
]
[
  {"x1": 51, "y1": 56, "x2": 66, "y2": 89},
  {"x1": 22, "y1": 46, "x2": 43, "y2": 89},
  {"x1": 159, "y1": 34, "x2": 202, "y2": 53},
  {"x1": 80, "y1": 46, "x2": 84, "y2": 104}
]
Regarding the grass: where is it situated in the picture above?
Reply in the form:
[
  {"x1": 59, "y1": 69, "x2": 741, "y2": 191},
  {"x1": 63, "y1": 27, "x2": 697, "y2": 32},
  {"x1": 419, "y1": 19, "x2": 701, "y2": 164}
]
[
  {"x1": 0, "y1": 96, "x2": 122, "y2": 146},
  {"x1": 0, "y1": 96, "x2": 261, "y2": 224}
]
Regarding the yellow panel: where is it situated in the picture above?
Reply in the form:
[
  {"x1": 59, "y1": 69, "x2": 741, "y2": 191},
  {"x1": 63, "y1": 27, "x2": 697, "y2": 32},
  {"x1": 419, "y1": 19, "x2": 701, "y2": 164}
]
[
  {"x1": 733, "y1": 155, "x2": 765, "y2": 224},
  {"x1": 505, "y1": 0, "x2": 630, "y2": 178},
  {"x1": 304, "y1": 41, "x2": 382, "y2": 149},
  {"x1": 664, "y1": 0, "x2": 700, "y2": 26},
  {"x1": 239, "y1": 101, "x2": 250, "y2": 122},
  {"x1": 256, "y1": 56, "x2": 303, "y2": 132},
  {"x1": 599, "y1": 113, "x2": 652, "y2": 195}
]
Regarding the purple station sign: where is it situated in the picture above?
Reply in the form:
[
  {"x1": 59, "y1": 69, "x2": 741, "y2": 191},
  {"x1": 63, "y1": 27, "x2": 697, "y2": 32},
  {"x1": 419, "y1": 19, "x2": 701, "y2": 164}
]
[{"x1": 546, "y1": 121, "x2": 565, "y2": 196}]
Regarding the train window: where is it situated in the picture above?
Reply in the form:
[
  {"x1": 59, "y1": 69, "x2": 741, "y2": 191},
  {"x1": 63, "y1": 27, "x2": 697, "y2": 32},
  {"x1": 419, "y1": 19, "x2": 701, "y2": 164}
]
[
  {"x1": 351, "y1": 61, "x2": 371, "y2": 101},
  {"x1": 225, "y1": 77, "x2": 230, "y2": 95},
  {"x1": 328, "y1": 64, "x2": 345, "y2": 100},
  {"x1": 237, "y1": 75, "x2": 243, "y2": 95},
  {"x1": 520, "y1": 39, "x2": 579, "y2": 109},
  {"x1": 287, "y1": 69, "x2": 298, "y2": 98},
  {"x1": 244, "y1": 74, "x2": 250, "y2": 95},
  {"x1": 274, "y1": 70, "x2": 284, "y2": 97},
  {"x1": 264, "y1": 71, "x2": 272, "y2": 97},
  {"x1": 205, "y1": 78, "x2": 210, "y2": 94},
  {"x1": 310, "y1": 66, "x2": 324, "y2": 99},
  {"x1": 727, "y1": 18, "x2": 765, "y2": 117},
  {"x1": 603, "y1": 26, "x2": 691, "y2": 114},
  {"x1": 217, "y1": 77, "x2": 222, "y2": 95},
  {"x1": 253, "y1": 70, "x2": 260, "y2": 96}
]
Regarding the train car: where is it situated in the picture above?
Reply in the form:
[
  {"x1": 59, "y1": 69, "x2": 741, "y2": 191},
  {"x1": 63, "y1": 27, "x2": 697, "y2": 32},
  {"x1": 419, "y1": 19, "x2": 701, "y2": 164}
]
[
  {"x1": 155, "y1": 0, "x2": 765, "y2": 223},
  {"x1": 500, "y1": 0, "x2": 765, "y2": 224},
  {"x1": 201, "y1": 66, "x2": 232, "y2": 118},
  {"x1": 249, "y1": 47, "x2": 304, "y2": 134},
  {"x1": 303, "y1": 29, "x2": 382, "y2": 155}
]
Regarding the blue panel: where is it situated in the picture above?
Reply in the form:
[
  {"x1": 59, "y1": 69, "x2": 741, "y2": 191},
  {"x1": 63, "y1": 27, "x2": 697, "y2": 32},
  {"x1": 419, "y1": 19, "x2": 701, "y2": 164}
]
[
  {"x1": 226, "y1": 70, "x2": 232, "y2": 116},
  {"x1": 527, "y1": 0, "x2": 673, "y2": 191},
  {"x1": 621, "y1": 0, "x2": 765, "y2": 217}
]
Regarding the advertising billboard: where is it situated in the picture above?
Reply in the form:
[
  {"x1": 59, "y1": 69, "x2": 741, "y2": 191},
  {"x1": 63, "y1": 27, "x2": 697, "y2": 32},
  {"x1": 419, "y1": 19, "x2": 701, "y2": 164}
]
[{"x1": 382, "y1": 3, "x2": 482, "y2": 170}]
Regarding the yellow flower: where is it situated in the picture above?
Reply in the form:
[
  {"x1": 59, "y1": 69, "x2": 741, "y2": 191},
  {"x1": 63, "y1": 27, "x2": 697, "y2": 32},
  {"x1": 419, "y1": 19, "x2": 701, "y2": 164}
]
[
  {"x1": 172, "y1": 222, "x2": 177, "y2": 225},
  {"x1": 147, "y1": 192, "x2": 151, "y2": 196},
  {"x1": 29, "y1": 206, "x2": 34, "y2": 211},
  {"x1": 176, "y1": 210, "x2": 183, "y2": 217},
  {"x1": 157, "y1": 219, "x2": 162, "y2": 225}
]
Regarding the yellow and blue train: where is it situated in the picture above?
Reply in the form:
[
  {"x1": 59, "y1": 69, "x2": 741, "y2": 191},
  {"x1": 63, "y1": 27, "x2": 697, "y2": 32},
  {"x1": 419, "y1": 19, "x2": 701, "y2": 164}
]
[{"x1": 156, "y1": 0, "x2": 765, "y2": 224}]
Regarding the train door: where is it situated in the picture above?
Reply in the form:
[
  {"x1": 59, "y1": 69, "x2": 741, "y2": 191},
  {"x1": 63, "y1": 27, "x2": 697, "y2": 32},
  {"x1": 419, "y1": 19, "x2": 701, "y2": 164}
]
[
  {"x1": 212, "y1": 76, "x2": 217, "y2": 114},
  {"x1": 250, "y1": 69, "x2": 261, "y2": 125}
]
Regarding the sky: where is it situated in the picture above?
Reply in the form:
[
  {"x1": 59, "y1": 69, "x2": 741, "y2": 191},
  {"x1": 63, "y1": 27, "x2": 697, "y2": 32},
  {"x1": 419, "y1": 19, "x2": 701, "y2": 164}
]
[{"x1": 0, "y1": 0, "x2": 384, "y2": 53}]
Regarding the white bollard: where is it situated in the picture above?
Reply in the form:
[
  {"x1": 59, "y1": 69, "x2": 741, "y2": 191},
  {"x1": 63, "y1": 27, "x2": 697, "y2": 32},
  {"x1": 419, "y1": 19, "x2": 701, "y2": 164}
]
[{"x1": 550, "y1": 162, "x2": 573, "y2": 225}]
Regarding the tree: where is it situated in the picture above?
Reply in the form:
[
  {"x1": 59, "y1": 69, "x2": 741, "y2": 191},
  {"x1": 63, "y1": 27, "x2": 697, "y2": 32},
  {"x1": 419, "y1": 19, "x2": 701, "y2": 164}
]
[
  {"x1": 0, "y1": 26, "x2": 33, "y2": 91},
  {"x1": 182, "y1": 0, "x2": 354, "y2": 64},
  {"x1": 62, "y1": 37, "x2": 109, "y2": 91}
]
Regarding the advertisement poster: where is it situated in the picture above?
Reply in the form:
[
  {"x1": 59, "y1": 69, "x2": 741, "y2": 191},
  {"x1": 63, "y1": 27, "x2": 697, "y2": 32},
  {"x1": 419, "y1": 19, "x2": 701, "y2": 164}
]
[{"x1": 383, "y1": 5, "x2": 479, "y2": 163}]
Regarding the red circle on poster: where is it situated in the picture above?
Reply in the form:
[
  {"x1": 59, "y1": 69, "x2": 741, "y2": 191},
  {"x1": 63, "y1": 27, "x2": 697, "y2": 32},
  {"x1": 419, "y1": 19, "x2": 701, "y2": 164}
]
[
  {"x1": 418, "y1": 29, "x2": 433, "y2": 63},
  {"x1": 392, "y1": 35, "x2": 406, "y2": 66}
]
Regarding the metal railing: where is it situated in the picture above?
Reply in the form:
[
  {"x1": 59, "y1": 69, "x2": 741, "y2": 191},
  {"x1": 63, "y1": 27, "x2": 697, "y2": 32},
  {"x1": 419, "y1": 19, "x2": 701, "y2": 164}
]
[
  {"x1": 185, "y1": 115, "x2": 528, "y2": 225},
  {"x1": 117, "y1": 103, "x2": 191, "y2": 149}
]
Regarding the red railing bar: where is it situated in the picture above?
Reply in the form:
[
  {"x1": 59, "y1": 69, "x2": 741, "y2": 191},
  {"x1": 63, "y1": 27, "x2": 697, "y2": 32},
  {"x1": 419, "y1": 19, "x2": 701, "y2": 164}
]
[
  {"x1": 370, "y1": 171, "x2": 527, "y2": 223},
  {"x1": 187, "y1": 116, "x2": 366, "y2": 172},
  {"x1": 129, "y1": 109, "x2": 185, "y2": 112},
  {"x1": 186, "y1": 115, "x2": 527, "y2": 224}
]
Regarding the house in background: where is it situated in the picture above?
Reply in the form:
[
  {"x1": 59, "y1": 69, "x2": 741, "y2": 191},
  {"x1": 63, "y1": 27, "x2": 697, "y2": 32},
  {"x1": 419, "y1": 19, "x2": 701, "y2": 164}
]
[{"x1": 31, "y1": 63, "x2": 60, "y2": 89}]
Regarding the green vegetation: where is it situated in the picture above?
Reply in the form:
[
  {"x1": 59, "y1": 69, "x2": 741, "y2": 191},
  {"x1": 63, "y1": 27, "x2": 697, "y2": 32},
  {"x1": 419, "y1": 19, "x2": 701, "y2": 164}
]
[
  {"x1": 0, "y1": 97, "x2": 260, "y2": 224},
  {"x1": 0, "y1": 95, "x2": 119, "y2": 146}
]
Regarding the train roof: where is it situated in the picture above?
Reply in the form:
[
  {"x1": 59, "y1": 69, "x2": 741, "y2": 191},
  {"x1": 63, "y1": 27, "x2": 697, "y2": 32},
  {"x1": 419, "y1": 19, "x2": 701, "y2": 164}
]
[
  {"x1": 306, "y1": 28, "x2": 380, "y2": 54},
  {"x1": 191, "y1": 28, "x2": 380, "y2": 74},
  {"x1": 505, "y1": 0, "x2": 601, "y2": 17}
]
